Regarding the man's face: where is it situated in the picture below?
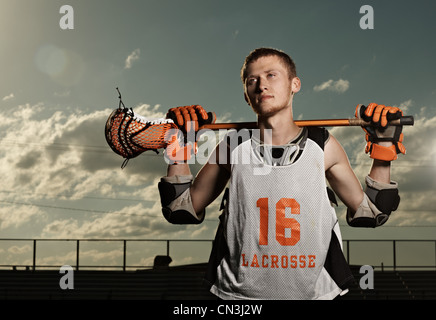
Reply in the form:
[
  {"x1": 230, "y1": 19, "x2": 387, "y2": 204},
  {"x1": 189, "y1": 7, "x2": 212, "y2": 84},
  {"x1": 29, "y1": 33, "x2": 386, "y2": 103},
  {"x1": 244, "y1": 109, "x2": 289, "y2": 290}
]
[{"x1": 244, "y1": 55, "x2": 300, "y2": 117}]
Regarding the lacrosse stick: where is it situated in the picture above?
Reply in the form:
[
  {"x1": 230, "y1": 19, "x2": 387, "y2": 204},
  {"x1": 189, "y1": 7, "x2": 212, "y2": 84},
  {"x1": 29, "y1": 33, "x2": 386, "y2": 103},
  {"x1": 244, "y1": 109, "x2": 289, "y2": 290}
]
[
  {"x1": 105, "y1": 89, "x2": 414, "y2": 168},
  {"x1": 203, "y1": 116, "x2": 413, "y2": 130}
]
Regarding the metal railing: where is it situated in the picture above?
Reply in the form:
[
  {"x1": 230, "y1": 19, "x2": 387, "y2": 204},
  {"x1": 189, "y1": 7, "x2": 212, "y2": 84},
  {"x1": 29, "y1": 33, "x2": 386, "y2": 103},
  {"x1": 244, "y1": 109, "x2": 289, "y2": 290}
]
[
  {"x1": 343, "y1": 239, "x2": 436, "y2": 271},
  {"x1": 0, "y1": 238, "x2": 214, "y2": 271},
  {"x1": 0, "y1": 238, "x2": 435, "y2": 271}
]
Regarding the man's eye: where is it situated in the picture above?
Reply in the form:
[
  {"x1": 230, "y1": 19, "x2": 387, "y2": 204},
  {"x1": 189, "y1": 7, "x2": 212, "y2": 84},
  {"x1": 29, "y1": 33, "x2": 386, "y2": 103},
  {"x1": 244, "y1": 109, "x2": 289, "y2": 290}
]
[
  {"x1": 267, "y1": 73, "x2": 276, "y2": 78},
  {"x1": 247, "y1": 78, "x2": 257, "y2": 85}
]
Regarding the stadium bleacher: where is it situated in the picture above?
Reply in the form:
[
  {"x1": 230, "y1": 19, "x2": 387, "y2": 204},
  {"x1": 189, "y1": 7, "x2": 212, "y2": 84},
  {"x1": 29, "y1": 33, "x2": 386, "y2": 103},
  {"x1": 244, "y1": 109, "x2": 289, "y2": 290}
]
[{"x1": 1, "y1": 259, "x2": 435, "y2": 300}]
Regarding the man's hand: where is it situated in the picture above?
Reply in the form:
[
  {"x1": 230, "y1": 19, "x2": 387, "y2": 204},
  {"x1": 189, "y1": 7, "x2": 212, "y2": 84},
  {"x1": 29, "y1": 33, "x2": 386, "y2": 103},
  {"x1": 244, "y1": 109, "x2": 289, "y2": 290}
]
[{"x1": 356, "y1": 103, "x2": 406, "y2": 161}]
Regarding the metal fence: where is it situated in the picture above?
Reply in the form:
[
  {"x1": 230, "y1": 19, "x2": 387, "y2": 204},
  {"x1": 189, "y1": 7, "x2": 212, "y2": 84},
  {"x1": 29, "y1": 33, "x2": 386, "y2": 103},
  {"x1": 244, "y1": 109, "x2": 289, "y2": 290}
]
[
  {"x1": 0, "y1": 238, "x2": 435, "y2": 271},
  {"x1": 343, "y1": 239, "x2": 436, "y2": 271}
]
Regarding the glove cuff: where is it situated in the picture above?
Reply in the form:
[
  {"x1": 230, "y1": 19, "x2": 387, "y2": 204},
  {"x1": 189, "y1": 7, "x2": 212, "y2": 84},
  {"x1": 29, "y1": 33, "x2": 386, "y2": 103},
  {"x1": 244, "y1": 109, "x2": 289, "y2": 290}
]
[{"x1": 369, "y1": 143, "x2": 398, "y2": 161}]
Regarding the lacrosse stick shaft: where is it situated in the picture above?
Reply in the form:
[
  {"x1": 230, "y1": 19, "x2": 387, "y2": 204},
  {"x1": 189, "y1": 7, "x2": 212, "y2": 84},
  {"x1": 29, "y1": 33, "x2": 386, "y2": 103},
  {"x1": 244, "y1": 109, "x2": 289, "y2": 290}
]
[{"x1": 201, "y1": 116, "x2": 414, "y2": 130}]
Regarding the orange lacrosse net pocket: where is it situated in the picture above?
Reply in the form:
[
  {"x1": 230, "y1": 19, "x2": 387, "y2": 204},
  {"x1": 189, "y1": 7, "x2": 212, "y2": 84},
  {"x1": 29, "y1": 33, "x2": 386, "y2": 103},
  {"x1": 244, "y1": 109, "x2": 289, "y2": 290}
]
[{"x1": 105, "y1": 107, "x2": 177, "y2": 166}]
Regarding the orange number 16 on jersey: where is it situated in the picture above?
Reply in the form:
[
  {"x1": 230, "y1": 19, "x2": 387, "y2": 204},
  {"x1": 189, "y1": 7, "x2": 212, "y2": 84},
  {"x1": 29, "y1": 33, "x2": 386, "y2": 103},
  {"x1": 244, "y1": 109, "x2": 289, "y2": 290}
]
[{"x1": 256, "y1": 198, "x2": 300, "y2": 246}]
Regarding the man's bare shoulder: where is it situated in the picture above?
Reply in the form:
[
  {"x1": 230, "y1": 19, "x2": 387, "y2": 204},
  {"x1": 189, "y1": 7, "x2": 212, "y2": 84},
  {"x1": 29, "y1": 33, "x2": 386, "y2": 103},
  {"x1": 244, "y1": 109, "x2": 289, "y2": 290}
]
[{"x1": 324, "y1": 133, "x2": 349, "y2": 172}]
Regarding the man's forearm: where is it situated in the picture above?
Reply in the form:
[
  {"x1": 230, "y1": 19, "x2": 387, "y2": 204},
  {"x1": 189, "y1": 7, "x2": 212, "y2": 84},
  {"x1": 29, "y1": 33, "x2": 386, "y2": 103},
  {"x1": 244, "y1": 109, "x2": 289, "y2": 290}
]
[
  {"x1": 369, "y1": 159, "x2": 391, "y2": 184},
  {"x1": 166, "y1": 163, "x2": 191, "y2": 177},
  {"x1": 368, "y1": 141, "x2": 392, "y2": 184}
]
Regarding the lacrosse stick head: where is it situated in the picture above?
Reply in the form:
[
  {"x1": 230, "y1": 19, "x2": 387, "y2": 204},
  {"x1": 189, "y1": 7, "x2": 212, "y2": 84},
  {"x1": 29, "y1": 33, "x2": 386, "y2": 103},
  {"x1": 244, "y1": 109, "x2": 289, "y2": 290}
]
[{"x1": 105, "y1": 106, "x2": 177, "y2": 163}]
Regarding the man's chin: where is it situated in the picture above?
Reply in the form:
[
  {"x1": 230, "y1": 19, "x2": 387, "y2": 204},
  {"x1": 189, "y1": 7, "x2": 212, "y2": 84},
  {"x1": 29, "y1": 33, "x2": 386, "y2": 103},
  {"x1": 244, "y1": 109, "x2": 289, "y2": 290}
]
[{"x1": 251, "y1": 105, "x2": 286, "y2": 118}]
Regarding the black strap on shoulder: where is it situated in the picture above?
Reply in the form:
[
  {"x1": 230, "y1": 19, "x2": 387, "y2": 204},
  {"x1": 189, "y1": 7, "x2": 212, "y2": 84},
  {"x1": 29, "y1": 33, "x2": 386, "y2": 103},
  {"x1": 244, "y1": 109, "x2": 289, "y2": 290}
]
[{"x1": 307, "y1": 127, "x2": 330, "y2": 150}]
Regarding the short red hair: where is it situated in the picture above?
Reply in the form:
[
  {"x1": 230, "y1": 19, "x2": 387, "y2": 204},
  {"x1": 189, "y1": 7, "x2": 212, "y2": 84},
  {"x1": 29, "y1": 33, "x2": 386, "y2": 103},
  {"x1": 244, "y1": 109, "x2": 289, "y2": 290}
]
[{"x1": 240, "y1": 48, "x2": 297, "y2": 84}]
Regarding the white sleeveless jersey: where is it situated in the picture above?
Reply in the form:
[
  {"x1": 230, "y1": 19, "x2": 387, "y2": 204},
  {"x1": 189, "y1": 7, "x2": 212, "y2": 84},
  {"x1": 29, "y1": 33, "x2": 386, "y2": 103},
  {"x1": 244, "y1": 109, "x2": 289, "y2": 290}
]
[{"x1": 210, "y1": 130, "x2": 347, "y2": 300}]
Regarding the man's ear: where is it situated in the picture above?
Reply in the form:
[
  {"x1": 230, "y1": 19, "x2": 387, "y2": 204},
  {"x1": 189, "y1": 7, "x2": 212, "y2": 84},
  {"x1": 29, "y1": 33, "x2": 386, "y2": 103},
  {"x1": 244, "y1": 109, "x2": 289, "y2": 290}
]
[
  {"x1": 291, "y1": 77, "x2": 301, "y2": 95},
  {"x1": 244, "y1": 92, "x2": 250, "y2": 105}
]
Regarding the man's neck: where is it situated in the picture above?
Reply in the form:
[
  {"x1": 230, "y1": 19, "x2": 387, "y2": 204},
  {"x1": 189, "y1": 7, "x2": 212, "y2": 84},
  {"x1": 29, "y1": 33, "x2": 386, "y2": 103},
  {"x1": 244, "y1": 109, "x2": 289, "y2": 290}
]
[{"x1": 257, "y1": 111, "x2": 301, "y2": 145}]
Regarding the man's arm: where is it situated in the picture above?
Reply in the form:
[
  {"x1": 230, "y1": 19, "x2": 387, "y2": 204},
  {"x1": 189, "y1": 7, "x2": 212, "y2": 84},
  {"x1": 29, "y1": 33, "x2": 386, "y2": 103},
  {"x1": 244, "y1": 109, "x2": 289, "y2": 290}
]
[
  {"x1": 158, "y1": 105, "x2": 227, "y2": 224},
  {"x1": 325, "y1": 103, "x2": 406, "y2": 227},
  {"x1": 325, "y1": 136, "x2": 399, "y2": 228},
  {"x1": 325, "y1": 137, "x2": 394, "y2": 206},
  {"x1": 325, "y1": 135, "x2": 364, "y2": 213},
  {"x1": 166, "y1": 147, "x2": 230, "y2": 215},
  {"x1": 325, "y1": 102, "x2": 406, "y2": 228}
]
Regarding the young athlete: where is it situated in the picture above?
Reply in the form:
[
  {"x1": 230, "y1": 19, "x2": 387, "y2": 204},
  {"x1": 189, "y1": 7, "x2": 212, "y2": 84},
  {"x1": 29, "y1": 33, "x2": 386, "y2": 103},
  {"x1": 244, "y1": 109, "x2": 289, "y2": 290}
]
[{"x1": 158, "y1": 48, "x2": 405, "y2": 300}]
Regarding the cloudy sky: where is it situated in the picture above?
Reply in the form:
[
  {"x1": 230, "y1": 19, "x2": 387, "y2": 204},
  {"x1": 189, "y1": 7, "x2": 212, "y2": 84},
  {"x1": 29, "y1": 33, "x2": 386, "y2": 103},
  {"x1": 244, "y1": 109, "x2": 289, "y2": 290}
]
[{"x1": 0, "y1": 0, "x2": 435, "y2": 268}]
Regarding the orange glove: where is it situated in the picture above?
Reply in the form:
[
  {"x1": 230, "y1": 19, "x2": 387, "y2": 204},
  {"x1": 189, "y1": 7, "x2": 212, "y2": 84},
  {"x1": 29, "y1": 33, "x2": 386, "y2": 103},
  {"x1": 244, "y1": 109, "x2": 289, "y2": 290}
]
[
  {"x1": 164, "y1": 105, "x2": 216, "y2": 164},
  {"x1": 166, "y1": 105, "x2": 216, "y2": 137},
  {"x1": 356, "y1": 103, "x2": 406, "y2": 161}
]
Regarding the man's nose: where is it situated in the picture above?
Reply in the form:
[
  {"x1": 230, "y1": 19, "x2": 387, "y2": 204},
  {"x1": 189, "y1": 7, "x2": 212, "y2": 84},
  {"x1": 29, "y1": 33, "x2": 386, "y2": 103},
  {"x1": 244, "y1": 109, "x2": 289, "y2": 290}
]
[{"x1": 256, "y1": 77, "x2": 268, "y2": 92}]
